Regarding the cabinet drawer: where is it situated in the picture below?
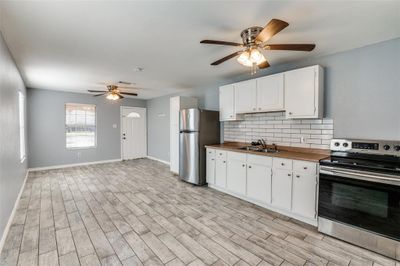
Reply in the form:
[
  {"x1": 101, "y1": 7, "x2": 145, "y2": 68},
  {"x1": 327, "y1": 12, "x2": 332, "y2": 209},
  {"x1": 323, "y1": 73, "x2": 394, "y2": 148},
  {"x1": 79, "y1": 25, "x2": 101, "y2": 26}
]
[
  {"x1": 207, "y1": 148, "x2": 216, "y2": 158},
  {"x1": 216, "y1": 150, "x2": 227, "y2": 160},
  {"x1": 293, "y1": 160, "x2": 317, "y2": 175},
  {"x1": 272, "y1": 158, "x2": 293, "y2": 170},
  {"x1": 227, "y1": 151, "x2": 247, "y2": 162},
  {"x1": 247, "y1": 154, "x2": 272, "y2": 167}
]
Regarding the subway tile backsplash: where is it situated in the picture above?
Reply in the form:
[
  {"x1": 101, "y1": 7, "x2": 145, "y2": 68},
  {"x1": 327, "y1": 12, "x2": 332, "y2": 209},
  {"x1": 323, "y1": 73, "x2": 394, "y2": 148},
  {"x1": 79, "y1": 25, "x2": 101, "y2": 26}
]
[{"x1": 223, "y1": 112, "x2": 333, "y2": 150}]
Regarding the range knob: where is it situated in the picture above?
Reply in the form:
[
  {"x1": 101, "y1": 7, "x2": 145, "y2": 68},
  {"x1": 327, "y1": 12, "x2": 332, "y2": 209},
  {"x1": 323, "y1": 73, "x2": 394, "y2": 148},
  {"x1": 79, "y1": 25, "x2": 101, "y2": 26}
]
[
  {"x1": 343, "y1": 143, "x2": 349, "y2": 148},
  {"x1": 334, "y1": 142, "x2": 340, "y2": 147},
  {"x1": 394, "y1": 145, "x2": 400, "y2": 151},
  {"x1": 383, "y1": 144, "x2": 390, "y2": 151}
]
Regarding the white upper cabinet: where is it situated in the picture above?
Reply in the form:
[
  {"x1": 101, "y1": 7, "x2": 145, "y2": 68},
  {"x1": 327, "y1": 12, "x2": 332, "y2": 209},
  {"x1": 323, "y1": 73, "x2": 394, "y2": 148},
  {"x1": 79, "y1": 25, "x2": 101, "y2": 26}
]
[
  {"x1": 285, "y1": 65, "x2": 323, "y2": 119},
  {"x1": 234, "y1": 79, "x2": 257, "y2": 113},
  {"x1": 218, "y1": 65, "x2": 324, "y2": 121},
  {"x1": 256, "y1": 73, "x2": 284, "y2": 112},
  {"x1": 219, "y1": 84, "x2": 240, "y2": 121}
]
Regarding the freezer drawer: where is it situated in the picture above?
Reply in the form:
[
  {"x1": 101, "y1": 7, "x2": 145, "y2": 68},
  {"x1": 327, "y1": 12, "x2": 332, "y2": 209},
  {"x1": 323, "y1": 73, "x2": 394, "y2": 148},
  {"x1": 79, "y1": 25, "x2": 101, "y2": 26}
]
[{"x1": 179, "y1": 132, "x2": 200, "y2": 184}]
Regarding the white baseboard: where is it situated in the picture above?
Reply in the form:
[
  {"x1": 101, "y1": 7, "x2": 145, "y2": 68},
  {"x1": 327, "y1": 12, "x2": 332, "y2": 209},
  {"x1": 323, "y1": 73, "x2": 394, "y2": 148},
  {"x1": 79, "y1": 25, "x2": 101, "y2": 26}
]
[
  {"x1": 29, "y1": 158, "x2": 122, "y2": 172},
  {"x1": 0, "y1": 170, "x2": 29, "y2": 254},
  {"x1": 146, "y1": 156, "x2": 170, "y2": 165}
]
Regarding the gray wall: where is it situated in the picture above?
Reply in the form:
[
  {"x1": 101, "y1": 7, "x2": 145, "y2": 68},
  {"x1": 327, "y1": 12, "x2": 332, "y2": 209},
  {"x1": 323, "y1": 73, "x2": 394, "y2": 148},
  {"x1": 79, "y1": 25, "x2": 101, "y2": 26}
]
[
  {"x1": 147, "y1": 87, "x2": 219, "y2": 162},
  {"x1": 147, "y1": 38, "x2": 400, "y2": 162},
  {"x1": 27, "y1": 89, "x2": 146, "y2": 168},
  {"x1": 230, "y1": 38, "x2": 400, "y2": 140},
  {"x1": 0, "y1": 32, "x2": 27, "y2": 242}
]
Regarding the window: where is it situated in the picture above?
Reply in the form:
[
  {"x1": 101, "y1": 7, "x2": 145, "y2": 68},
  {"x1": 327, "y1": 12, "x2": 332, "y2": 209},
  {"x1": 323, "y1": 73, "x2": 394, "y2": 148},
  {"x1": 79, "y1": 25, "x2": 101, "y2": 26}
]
[
  {"x1": 65, "y1": 103, "x2": 96, "y2": 149},
  {"x1": 18, "y1": 92, "x2": 26, "y2": 162}
]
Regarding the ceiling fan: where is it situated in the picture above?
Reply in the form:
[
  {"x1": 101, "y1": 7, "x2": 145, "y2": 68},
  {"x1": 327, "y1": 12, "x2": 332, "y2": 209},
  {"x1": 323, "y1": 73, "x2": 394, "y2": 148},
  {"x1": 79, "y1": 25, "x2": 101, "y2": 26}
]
[
  {"x1": 200, "y1": 19, "x2": 315, "y2": 74},
  {"x1": 87, "y1": 82, "x2": 138, "y2": 100}
]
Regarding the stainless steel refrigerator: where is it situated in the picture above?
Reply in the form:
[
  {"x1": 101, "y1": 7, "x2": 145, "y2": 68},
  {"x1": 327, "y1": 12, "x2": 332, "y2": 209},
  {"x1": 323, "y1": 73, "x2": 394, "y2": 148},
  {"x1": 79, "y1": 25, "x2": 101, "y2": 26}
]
[{"x1": 179, "y1": 108, "x2": 220, "y2": 185}]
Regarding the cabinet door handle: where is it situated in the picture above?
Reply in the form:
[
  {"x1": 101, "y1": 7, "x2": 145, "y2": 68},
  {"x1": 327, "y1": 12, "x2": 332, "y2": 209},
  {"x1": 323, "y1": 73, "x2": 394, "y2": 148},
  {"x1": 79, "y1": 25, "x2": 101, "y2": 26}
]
[
  {"x1": 281, "y1": 163, "x2": 285, "y2": 166},
  {"x1": 289, "y1": 112, "x2": 292, "y2": 115},
  {"x1": 223, "y1": 161, "x2": 226, "y2": 163},
  {"x1": 248, "y1": 165, "x2": 252, "y2": 168},
  {"x1": 288, "y1": 174, "x2": 291, "y2": 176},
  {"x1": 211, "y1": 159, "x2": 214, "y2": 161},
  {"x1": 296, "y1": 175, "x2": 300, "y2": 178},
  {"x1": 242, "y1": 164, "x2": 246, "y2": 167},
  {"x1": 303, "y1": 167, "x2": 308, "y2": 170}
]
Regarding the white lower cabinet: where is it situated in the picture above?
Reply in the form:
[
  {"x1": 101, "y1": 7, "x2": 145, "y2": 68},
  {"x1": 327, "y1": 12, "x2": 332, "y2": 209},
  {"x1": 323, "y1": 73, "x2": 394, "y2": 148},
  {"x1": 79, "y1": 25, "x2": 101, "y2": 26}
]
[
  {"x1": 271, "y1": 169, "x2": 293, "y2": 211},
  {"x1": 215, "y1": 151, "x2": 227, "y2": 188},
  {"x1": 226, "y1": 152, "x2": 247, "y2": 195},
  {"x1": 292, "y1": 173, "x2": 317, "y2": 219},
  {"x1": 246, "y1": 164, "x2": 272, "y2": 203},
  {"x1": 207, "y1": 148, "x2": 319, "y2": 225},
  {"x1": 206, "y1": 149, "x2": 216, "y2": 184}
]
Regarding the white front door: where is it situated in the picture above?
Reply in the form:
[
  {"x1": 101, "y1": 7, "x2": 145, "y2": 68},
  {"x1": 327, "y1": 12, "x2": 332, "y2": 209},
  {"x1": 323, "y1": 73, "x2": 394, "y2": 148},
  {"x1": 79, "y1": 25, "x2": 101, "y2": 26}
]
[{"x1": 121, "y1": 107, "x2": 147, "y2": 160}]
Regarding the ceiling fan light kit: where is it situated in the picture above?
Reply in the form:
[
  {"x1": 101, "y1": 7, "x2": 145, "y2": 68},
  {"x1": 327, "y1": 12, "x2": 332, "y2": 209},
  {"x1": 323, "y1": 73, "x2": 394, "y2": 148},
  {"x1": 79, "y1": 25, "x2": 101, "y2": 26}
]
[
  {"x1": 106, "y1": 93, "x2": 121, "y2": 101},
  {"x1": 88, "y1": 84, "x2": 138, "y2": 100},
  {"x1": 200, "y1": 18, "x2": 316, "y2": 74}
]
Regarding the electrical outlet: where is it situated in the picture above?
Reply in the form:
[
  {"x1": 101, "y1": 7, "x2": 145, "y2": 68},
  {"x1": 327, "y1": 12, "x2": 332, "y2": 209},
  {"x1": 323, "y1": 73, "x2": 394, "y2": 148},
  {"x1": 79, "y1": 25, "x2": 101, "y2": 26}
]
[
  {"x1": 301, "y1": 137, "x2": 306, "y2": 143},
  {"x1": 112, "y1": 124, "x2": 117, "y2": 128}
]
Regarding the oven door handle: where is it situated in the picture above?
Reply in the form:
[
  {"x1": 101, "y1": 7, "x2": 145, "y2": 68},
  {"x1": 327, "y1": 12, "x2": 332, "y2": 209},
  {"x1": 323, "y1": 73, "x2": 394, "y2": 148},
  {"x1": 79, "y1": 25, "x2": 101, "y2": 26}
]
[{"x1": 320, "y1": 166, "x2": 400, "y2": 186}]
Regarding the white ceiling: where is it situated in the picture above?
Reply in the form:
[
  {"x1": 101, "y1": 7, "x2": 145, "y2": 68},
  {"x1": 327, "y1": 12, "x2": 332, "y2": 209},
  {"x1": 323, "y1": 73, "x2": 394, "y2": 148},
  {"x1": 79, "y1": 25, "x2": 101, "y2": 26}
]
[{"x1": 1, "y1": 1, "x2": 399, "y2": 99}]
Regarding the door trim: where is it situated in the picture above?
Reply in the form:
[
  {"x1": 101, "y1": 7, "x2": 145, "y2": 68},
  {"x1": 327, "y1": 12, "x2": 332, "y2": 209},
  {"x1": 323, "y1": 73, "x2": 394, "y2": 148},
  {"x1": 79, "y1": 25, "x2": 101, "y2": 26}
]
[{"x1": 120, "y1": 106, "x2": 147, "y2": 160}]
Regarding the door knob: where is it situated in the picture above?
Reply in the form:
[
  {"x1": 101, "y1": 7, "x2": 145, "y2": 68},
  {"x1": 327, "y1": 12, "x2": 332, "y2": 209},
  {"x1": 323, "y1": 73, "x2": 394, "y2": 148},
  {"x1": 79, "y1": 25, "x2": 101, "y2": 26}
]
[{"x1": 122, "y1": 137, "x2": 126, "y2": 140}]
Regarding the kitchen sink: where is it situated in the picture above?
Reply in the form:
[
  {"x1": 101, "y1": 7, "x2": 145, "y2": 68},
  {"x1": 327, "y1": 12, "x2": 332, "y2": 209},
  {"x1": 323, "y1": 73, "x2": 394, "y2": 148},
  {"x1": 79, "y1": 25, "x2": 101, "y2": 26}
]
[{"x1": 238, "y1": 146, "x2": 279, "y2": 153}]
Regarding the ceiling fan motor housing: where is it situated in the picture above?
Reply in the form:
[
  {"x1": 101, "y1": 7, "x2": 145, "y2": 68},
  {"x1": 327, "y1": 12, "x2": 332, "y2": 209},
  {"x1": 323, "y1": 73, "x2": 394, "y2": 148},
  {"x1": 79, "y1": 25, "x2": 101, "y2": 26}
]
[{"x1": 241, "y1": 26, "x2": 263, "y2": 46}]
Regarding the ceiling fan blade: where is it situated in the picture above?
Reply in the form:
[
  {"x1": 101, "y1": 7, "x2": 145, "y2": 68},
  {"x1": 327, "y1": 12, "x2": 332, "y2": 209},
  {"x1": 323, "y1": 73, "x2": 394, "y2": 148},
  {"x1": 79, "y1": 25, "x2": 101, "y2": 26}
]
[
  {"x1": 211, "y1": 51, "x2": 243, "y2": 65},
  {"x1": 88, "y1": 90, "x2": 107, "y2": 93},
  {"x1": 93, "y1": 93, "x2": 107, "y2": 97},
  {"x1": 119, "y1": 92, "x2": 138, "y2": 96},
  {"x1": 200, "y1": 40, "x2": 243, "y2": 46},
  {"x1": 256, "y1": 19, "x2": 289, "y2": 43},
  {"x1": 258, "y1": 60, "x2": 270, "y2": 69},
  {"x1": 116, "y1": 93, "x2": 125, "y2": 99},
  {"x1": 263, "y1": 44, "x2": 316, "y2": 51}
]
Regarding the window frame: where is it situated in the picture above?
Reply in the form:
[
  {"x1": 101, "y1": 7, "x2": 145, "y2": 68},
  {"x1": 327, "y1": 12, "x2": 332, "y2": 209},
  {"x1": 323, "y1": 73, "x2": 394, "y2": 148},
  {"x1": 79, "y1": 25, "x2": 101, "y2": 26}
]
[
  {"x1": 18, "y1": 91, "x2": 26, "y2": 163},
  {"x1": 65, "y1": 103, "x2": 97, "y2": 150}
]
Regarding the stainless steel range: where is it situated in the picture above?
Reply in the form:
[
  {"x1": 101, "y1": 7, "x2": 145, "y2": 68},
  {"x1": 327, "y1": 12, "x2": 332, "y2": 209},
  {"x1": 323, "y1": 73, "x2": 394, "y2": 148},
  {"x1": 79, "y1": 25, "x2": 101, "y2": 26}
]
[{"x1": 318, "y1": 139, "x2": 400, "y2": 260}]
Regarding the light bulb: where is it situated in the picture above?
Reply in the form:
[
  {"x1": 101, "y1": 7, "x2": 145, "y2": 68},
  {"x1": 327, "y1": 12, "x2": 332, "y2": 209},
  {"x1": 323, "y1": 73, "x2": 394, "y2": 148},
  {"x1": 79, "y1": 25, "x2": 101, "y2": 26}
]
[
  {"x1": 237, "y1": 48, "x2": 266, "y2": 67},
  {"x1": 106, "y1": 93, "x2": 120, "y2": 100},
  {"x1": 237, "y1": 51, "x2": 252, "y2": 67},
  {"x1": 250, "y1": 49, "x2": 262, "y2": 62}
]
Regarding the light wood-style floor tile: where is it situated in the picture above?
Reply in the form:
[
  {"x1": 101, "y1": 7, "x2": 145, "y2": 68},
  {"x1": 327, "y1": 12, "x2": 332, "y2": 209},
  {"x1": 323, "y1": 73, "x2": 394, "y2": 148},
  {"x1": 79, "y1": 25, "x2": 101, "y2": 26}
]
[{"x1": 0, "y1": 159, "x2": 397, "y2": 266}]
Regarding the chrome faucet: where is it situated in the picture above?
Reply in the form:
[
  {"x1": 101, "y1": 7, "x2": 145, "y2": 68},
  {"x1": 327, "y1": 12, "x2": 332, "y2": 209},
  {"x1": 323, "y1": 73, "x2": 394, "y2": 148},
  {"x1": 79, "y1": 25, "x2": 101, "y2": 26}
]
[{"x1": 258, "y1": 139, "x2": 267, "y2": 149}]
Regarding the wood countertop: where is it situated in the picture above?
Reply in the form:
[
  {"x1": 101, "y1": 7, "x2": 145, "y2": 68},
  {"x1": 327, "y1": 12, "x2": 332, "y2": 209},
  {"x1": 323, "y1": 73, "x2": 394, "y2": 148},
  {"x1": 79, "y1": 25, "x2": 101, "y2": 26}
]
[{"x1": 205, "y1": 142, "x2": 330, "y2": 162}]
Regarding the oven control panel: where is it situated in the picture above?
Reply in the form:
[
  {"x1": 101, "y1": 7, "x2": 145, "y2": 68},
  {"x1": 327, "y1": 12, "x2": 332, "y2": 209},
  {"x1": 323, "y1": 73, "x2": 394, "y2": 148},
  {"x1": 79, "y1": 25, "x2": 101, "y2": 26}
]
[{"x1": 331, "y1": 139, "x2": 400, "y2": 156}]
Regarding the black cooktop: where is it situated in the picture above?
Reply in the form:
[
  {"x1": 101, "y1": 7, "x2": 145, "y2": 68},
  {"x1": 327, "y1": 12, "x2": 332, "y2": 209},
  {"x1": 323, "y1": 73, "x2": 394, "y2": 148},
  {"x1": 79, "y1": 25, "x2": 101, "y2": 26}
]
[{"x1": 320, "y1": 152, "x2": 400, "y2": 175}]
